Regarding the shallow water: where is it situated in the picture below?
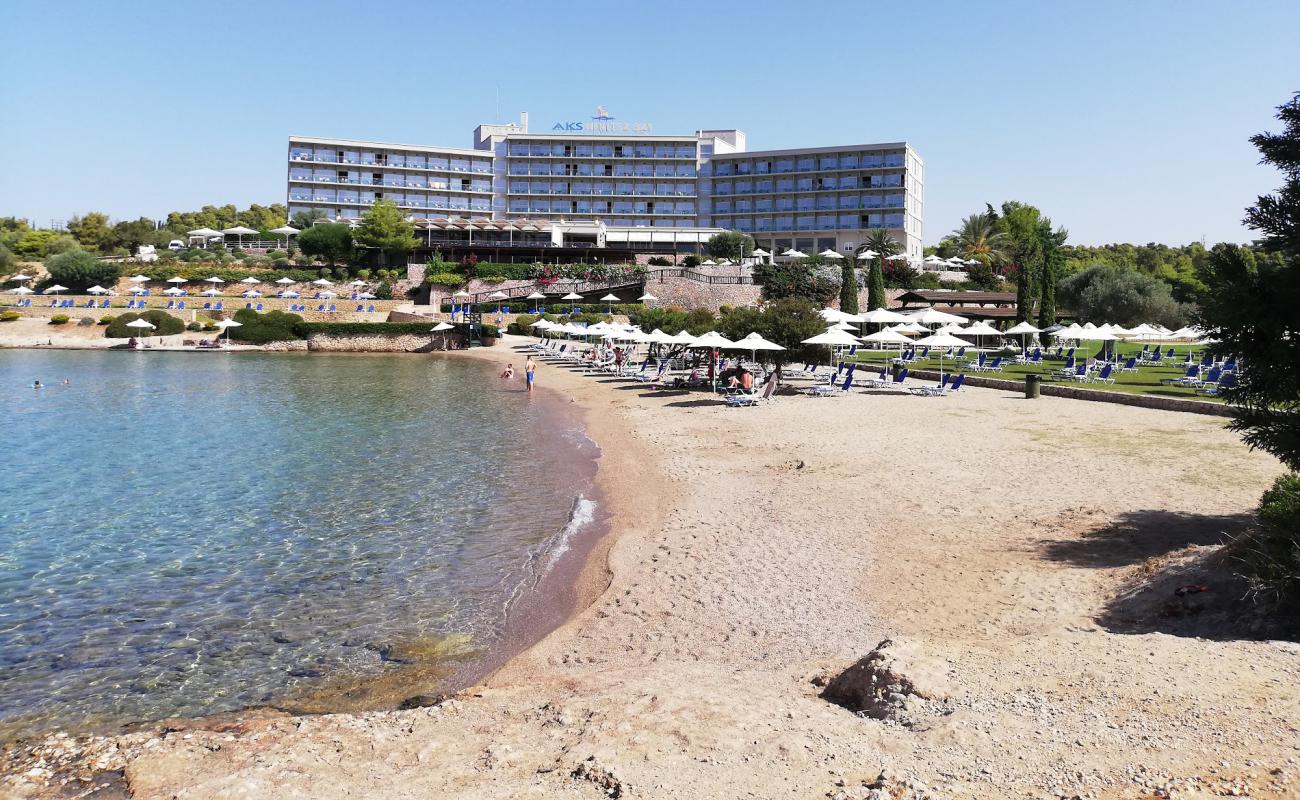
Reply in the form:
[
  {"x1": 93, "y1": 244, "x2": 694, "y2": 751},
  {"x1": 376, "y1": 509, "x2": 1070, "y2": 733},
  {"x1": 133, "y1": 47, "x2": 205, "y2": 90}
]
[{"x1": 0, "y1": 350, "x2": 598, "y2": 739}]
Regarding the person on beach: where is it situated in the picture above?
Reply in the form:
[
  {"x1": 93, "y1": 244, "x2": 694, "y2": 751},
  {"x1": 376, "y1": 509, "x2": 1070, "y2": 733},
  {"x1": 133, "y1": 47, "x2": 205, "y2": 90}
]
[
  {"x1": 33, "y1": 380, "x2": 42, "y2": 390},
  {"x1": 500, "y1": 364, "x2": 515, "y2": 380},
  {"x1": 525, "y1": 357, "x2": 536, "y2": 392},
  {"x1": 62, "y1": 378, "x2": 70, "y2": 385},
  {"x1": 740, "y1": 369, "x2": 754, "y2": 391}
]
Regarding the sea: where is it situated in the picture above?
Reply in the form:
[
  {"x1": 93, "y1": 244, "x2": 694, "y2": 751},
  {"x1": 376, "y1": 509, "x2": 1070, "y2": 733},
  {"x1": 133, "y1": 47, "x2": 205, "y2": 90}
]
[{"x1": 0, "y1": 349, "x2": 600, "y2": 740}]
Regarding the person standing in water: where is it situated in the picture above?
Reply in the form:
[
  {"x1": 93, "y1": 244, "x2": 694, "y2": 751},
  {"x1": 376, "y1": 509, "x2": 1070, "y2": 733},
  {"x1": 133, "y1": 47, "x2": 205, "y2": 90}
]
[{"x1": 525, "y1": 357, "x2": 536, "y2": 393}]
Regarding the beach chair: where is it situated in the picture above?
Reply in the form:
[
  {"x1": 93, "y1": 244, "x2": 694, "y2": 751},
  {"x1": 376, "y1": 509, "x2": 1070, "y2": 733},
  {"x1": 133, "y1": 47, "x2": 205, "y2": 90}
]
[
  {"x1": 178, "y1": 301, "x2": 186, "y2": 309},
  {"x1": 726, "y1": 378, "x2": 777, "y2": 407},
  {"x1": 166, "y1": 300, "x2": 176, "y2": 309},
  {"x1": 1054, "y1": 357, "x2": 1076, "y2": 376},
  {"x1": 1089, "y1": 364, "x2": 1116, "y2": 384},
  {"x1": 910, "y1": 373, "x2": 950, "y2": 396},
  {"x1": 214, "y1": 302, "x2": 223, "y2": 310},
  {"x1": 367, "y1": 304, "x2": 375, "y2": 312},
  {"x1": 1120, "y1": 357, "x2": 1138, "y2": 372},
  {"x1": 100, "y1": 299, "x2": 110, "y2": 308},
  {"x1": 1164, "y1": 365, "x2": 1200, "y2": 386},
  {"x1": 316, "y1": 304, "x2": 325, "y2": 312},
  {"x1": 202, "y1": 302, "x2": 211, "y2": 310},
  {"x1": 356, "y1": 304, "x2": 365, "y2": 312},
  {"x1": 985, "y1": 357, "x2": 1004, "y2": 372},
  {"x1": 1198, "y1": 372, "x2": 1236, "y2": 395}
]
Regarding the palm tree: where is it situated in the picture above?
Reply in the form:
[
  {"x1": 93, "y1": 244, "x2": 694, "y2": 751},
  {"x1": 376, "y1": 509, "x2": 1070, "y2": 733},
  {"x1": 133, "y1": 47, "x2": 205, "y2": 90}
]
[
  {"x1": 861, "y1": 229, "x2": 902, "y2": 258},
  {"x1": 951, "y1": 213, "x2": 1009, "y2": 264}
]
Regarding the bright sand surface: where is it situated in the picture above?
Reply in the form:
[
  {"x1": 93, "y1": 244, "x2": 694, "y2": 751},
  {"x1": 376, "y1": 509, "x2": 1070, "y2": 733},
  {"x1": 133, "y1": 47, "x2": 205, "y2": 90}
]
[{"x1": 4, "y1": 334, "x2": 1298, "y2": 799}]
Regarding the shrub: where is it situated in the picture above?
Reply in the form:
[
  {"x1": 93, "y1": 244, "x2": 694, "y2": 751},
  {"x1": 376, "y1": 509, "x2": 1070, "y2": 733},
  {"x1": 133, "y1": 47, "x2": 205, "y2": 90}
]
[
  {"x1": 682, "y1": 255, "x2": 701, "y2": 268},
  {"x1": 104, "y1": 309, "x2": 185, "y2": 338},
  {"x1": 356, "y1": 268, "x2": 371, "y2": 280},
  {"x1": 425, "y1": 272, "x2": 466, "y2": 287},
  {"x1": 202, "y1": 321, "x2": 218, "y2": 331},
  {"x1": 228, "y1": 308, "x2": 305, "y2": 343},
  {"x1": 374, "y1": 281, "x2": 393, "y2": 300},
  {"x1": 77, "y1": 316, "x2": 95, "y2": 326},
  {"x1": 97, "y1": 315, "x2": 114, "y2": 325},
  {"x1": 1234, "y1": 473, "x2": 1300, "y2": 621},
  {"x1": 186, "y1": 321, "x2": 203, "y2": 331},
  {"x1": 49, "y1": 314, "x2": 70, "y2": 324},
  {"x1": 753, "y1": 261, "x2": 839, "y2": 304},
  {"x1": 45, "y1": 249, "x2": 122, "y2": 291},
  {"x1": 0, "y1": 310, "x2": 19, "y2": 321},
  {"x1": 647, "y1": 256, "x2": 672, "y2": 266}
]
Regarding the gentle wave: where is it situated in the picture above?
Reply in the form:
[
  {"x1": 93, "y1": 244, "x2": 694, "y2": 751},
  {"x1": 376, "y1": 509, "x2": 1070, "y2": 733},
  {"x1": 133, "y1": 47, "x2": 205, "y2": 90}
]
[{"x1": 546, "y1": 496, "x2": 598, "y2": 570}]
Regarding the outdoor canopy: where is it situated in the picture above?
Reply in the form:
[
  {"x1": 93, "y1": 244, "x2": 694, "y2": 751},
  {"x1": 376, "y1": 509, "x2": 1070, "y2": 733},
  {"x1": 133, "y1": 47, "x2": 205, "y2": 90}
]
[
  {"x1": 858, "y1": 307, "x2": 909, "y2": 324},
  {"x1": 275, "y1": 277, "x2": 296, "y2": 285}
]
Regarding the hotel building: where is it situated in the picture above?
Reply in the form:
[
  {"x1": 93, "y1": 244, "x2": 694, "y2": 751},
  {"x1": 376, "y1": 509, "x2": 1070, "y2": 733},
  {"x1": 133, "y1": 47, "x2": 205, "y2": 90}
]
[{"x1": 287, "y1": 111, "x2": 923, "y2": 260}]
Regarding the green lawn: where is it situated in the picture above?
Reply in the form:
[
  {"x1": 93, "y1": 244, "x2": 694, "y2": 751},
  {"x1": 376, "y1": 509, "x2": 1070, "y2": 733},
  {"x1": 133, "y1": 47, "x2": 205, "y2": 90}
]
[{"x1": 845, "y1": 341, "x2": 1226, "y2": 403}]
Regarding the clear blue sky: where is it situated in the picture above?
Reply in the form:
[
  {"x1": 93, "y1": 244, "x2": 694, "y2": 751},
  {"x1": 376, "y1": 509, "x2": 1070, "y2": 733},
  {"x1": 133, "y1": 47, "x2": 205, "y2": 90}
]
[{"x1": 1, "y1": 0, "x2": 1296, "y2": 245}]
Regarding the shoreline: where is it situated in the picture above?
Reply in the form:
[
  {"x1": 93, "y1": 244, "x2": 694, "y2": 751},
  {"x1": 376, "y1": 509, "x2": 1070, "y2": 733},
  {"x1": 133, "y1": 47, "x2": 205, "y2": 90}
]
[{"x1": 4, "y1": 334, "x2": 1299, "y2": 799}]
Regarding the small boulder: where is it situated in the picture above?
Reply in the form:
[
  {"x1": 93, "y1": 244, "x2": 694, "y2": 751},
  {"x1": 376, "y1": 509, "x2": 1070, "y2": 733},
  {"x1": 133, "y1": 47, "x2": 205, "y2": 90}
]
[{"x1": 821, "y1": 639, "x2": 951, "y2": 720}]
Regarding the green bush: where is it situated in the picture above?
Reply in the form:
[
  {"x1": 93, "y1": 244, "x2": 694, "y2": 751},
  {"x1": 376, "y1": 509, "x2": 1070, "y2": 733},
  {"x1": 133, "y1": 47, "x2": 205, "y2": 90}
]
[
  {"x1": 97, "y1": 315, "x2": 114, "y2": 325},
  {"x1": 425, "y1": 272, "x2": 466, "y2": 287},
  {"x1": 1236, "y1": 473, "x2": 1300, "y2": 620},
  {"x1": 45, "y1": 249, "x2": 122, "y2": 291},
  {"x1": 0, "y1": 310, "x2": 19, "y2": 321},
  {"x1": 228, "y1": 308, "x2": 305, "y2": 343},
  {"x1": 374, "y1": 281, "x2": 393, "y2": 300},
  {"x1": 49, "y1": 314, "x2": 69, "y2": 324},
  {"x1": 186, "y1": 321, "x2": 203, "y2": 331},
  {"x1": 104, "y1": 309, "x2": 185, "y2": 338}
]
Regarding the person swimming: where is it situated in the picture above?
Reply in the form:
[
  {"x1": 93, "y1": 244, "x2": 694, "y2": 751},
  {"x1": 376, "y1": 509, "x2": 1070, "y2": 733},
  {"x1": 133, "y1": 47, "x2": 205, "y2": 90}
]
[
  {"x1": 500, "y1": 364, "x2": 515, "y2": 380},
  {"x1": 33, "y1": 380, "x2": 42, "y2": 389},
  {"x1": 525, "y1": 357, "x2": 536, "y2": 393}
]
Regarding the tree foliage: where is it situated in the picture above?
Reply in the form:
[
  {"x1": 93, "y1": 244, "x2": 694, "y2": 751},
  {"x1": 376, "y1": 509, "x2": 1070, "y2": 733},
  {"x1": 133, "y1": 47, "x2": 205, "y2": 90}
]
[
  {"x1": 104, "y1": 309, "x2": 185, "y2": 338},
  {"x1": 45, "y1": 249, "x2": 122, "y2": 290},
  {"x1": 354, "y1": 200, "x2": 418, "y2": 265},
  {"x1": 717, "y1": 296, "x2": 825, "y2": 370},
  {"x1": 838, "y1": 261, "x2": 859, "y2": 314},
  {"x1": 66, "y1": 212, "x2": 113, "y2": 252},
  {"x1": 951, "y1": 212, "x2": 1009, "y2": 264},
  {"x1": 228, "y1": 308, "x2": 305, "y2": 343},
  {"x1": 705, "y1": 231, "x2": 755, "y2": 261},
  {"x1": 862, "y1": 230, "x2": 900, "y2": 310},
  {"x1": 297, "y1": 223, "x2": 354, "y2": 267},
  {"x1": 753, "y1": 260, "x2": 838, "y2": 304},
  {"x1": 1058, "y1": 265, "x2": 1187, "y2": 328}
]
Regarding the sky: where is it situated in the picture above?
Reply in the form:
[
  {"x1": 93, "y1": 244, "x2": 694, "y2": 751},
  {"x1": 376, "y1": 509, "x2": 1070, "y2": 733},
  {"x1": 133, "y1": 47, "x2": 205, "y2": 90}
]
[{"x1": 1, "y1": 0, "x2": 1297, "y2": 246}]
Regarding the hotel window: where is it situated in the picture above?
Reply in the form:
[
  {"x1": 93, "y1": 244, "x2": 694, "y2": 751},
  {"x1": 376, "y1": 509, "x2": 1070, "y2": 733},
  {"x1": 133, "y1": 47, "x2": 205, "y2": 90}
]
[
  {"x1": 636, "y1": 144, "x2": 655, "y2": 158},
  {"x1": 676, "y1": 202, "x2": 695, "y2": 214},
  {"x1": 885, "y1": 153, "x2": 904, "y2": 167},
  {"x1": 700, "y1": 144, "x2": 714, "y2": 156},
  {"x1": 797, "y1": 197, "x2": 815, "y2": 211},
  {"x1": 755, "y1": 216, "x2": 772, "y2": 231},
  {"x1": 884, "y1": 213, "x2": 905, "y2": 227},
  {"x1": 614, "y1": 164, "x2": 634, "y2": 177},
  {"x1": 634, "y1": 201, "x2": 649, "y2": 213},
  {"x1": 429, "y1": 157, "x2": 449, "y2": 170},
  {"x1": 656, "y1": 182, "x2": 674, "y2": 196},
  {"x1": 839, "y1": 175, "x2": 859, "y2": 190},
  {"x1": 576, "y1": 200, "x2": 593, "y2": 213},
  {"x1": 551, "y1": 144, "x2": 568, "y2": 157},
  {"x1": 509, "y1": 144, "x2": 530, "y2": 156},
  {"x1": 736, "y1": 199, "x2": 752, "y2": 213},
  {"x1": 594, "y1": 181, "x2": 613, "y2": 195},
  {"x1": 616, "y1": 182, "x2": 634, "y2": 195},
  {"x1": 715, "y1": 200, "x2": 732, "y2": 213},
  {"x1": 530, "y1": 144, "x2": 550, "y2": 156},
  {"x1": 755, "y1": 179, "x2": 773, "y2": 193},
  {"x1": 735, "y1": 180, "x2": 752, "y2": 194},
  {"x1": 753, "y1": 160, "x2": 771, "y2": 174},
  {"x1": 636, "y1": 182, "x2": 653, "y2": 195},
  {"x1": 714, "y1": 182, "x2": 732, "y2": 195},
  {"x1": 509, "y1": 162, "x2": 528, "y2": 175},
  {"x1": 675, "y1": 145, "x2": 695, "y2": 158},
  {"x1": 551, "y1": 181, "x2": 569, "y2": 194},
  {"x1": 820, "y1": 177, "x2": 837, "y2": 190},
  {"x1": 839, "y1": 195, "x2": 857, "y2": 209},
  {"x1": 594, "y1": 145, "x2": 614, "y2": 158},
  {"x1": 796, "y1": 178, "x2": 814, "y2": 192},
  {"x1": 816, "y1": 197, "x2": 835, "y2": 211},
  {"x1": 797, "y1": 157, "x2": 815, "y2": 171},
  {"x1": 796, "y1": 216, "x2": 815, "y2": 231},
  {"x1": 756, "y1": 198, "x2": 773, "y2": 212},
  {"x1": 614, "y1": 201, "x2": 634, "y2": 214},
  {"x1": 775, "y1": 216, "x2": 794, "y2": 230},
  {"x1": 776, "y1": 178, "x2": 794, "y2": 192},
  {"x1": 450, "y1": 158, "x2": 470, "y2": 172},
  {"x1": 736, "y1": 162, "x2": 752, "y2": 175},
  {"x1": 577, "y1": 162, "x2": 595, "y2": 177},
  {"x1": 839, "y1": 154, "x2": 859, "y2": 169},
  {"x1": 510, "y1": 200, "x2": 529, "y2": 213},
  {"x1": 839, "y1": 215, "x2": 858, "y2": 229},
  {"x1": 676, "y1": 164, "x2": 696, "y2": 177},
  {"x1": 530, "y1": 162, "x2": 550, "y2": 176},
  {"x1": 679, "y1": 181, "x2": 695, "y2": 195},
  {"x1": 776, "y1": 198, "x2": 795, "y2": 212},
  {"x1": 862, "y1": 153, "x2": 883, "y2": 168},
  {"x1": 573, "y1": 182, "x2": 593, "y2": 195},
  {"x1": 819, "y1": 157, "x2": 838, "y2": 170},
  {"x1": 715, "y1": 163, "x2": 734, "y2": 176},
  {"x1": 575, "y1": 144, "x2": 594, "y2": 157},
  {"x1": 775, "y1": 159, "x2": 794, "y2": 173},
  {"x1": 449, "y1": 197, "x2": 469, "y2": 210},
  {"x1": 635, "y1": 165, "x2": 653, "y2": 177},
  {"x1": 734, "y1": 218, "x2": 754, "y2": 231},
  {"x1": 884, "y1": 193, "x2": 904, "y2": 207}
]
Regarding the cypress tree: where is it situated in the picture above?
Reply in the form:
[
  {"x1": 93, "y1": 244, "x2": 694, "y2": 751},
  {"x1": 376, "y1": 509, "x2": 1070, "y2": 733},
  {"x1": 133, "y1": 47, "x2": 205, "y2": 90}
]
[{"x1": 839, "y1": 261, "x2": 859, "y2": 313}]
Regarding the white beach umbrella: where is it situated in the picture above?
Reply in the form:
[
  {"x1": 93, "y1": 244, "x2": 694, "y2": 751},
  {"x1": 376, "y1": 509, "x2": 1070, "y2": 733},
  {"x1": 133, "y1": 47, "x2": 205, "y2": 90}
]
[
  {"x1": 907, "y1": 307, "x2": 967, "y2": 326},
  {"x1": 452, "y1": 290, "x2": 472, "y2": 298},
  {"x1": 717, "y1": 259, "x2": 732, "y2": 266},
  {"x1": 163, "y1": 286, "x2": 185, "y2": 296},
  {"x1": 643, "y1": 328, "x2": 674, "y2": 345},
  {"x1": 862, "y1": 327, "x2": 913, "y2": 347},
  {"x1": 600, "y1": 293, "x2": 620, "y2": 313},
  {"x1": 802, "y1": 328, "x2": 862, "y2": 346},
  {"x1": 44, "y1": 284, "x2": 68, "y2": 295},
  {"x1": 525, "y1": 291, "x2": 547, "y2": 299},
  {"x1": 819, "y1": 249, "x2": 844, "y2": 260},
  {"x1": 187, "y1": 227, "x2": 221, "y2": 247},
  {"x1": 127, "y1": 274, "x2": 149, "y2": 283},
  {"x1": 530, "y1": 318, "x2": 554, "y2": 329},
  {"x1": 270, "y1": 225, "x2": 299, "y2": 247},
  {"x1": 201, "y1": 288, "x2": 222, "y2": 297},
  {"x1": 275, "y1": 277, "x2": 296, "y2": 285},
  {"x1": 781, "y1": 248, "x2": 807, "y2": 258},
  {"x1": 348, "y1": 279, "x2": 367, "y2": 287},
  {"x1": 487, "y1": 290, "x2": 509, "y2": 300},
  {"x1": 128, "y1": 286, "x2": 146, "y2": 295},
  {"x1": 213, "y1": 318, "x2": 241, "y2": 345},
  {"x1": 859, "y1": 307, "x2": 909, "y2": 326},
  {"x1": 688, "y1": 330, "x2": 735, "y2": 348},
  {"x1": 668, "y1": 329, "x2": 697, "y2": 345},
  {"x1": 856, "y1": 249, "x2": 879, "y2": 261},
  {"x1": 357, "y1": 292, "x2": 375, "y2": 300},
  {"x1": 278, "y1": 290, "x2": 300, "y2": 298},
  {"x1": 893, "y1": 321, "x2": 927, "y2": 334},
  {"x1": 86, "y1": 285, "x2": 109, "y2": 295},
  {"x1": 1005, "y1": 320, "x2": 1042, "y2": 353},
  {"x1": 312, "y1": 278, "x2": 334, "y2": 286},
  {"x1": 240, "y1": 276, "x2": 261, "y2": 284},
  {"x1": 911, "y1": 331, "x2": 974, "y2": 384},
  {"x1": 638, "y1": 292, "x2": 657, "y2": 302},
  {"x1": 166, "y1": 276, "x2": 186, "y2": 284},
  {"x1": 731, "y1": 333, "x2": 786, "y2": 374},
  {"x1": 11, "y1": 286, "x2": 33, "y2": 295},
  {"x1": 10, "y1": 273, "x2": 32, "y2": 282},
  {"x1": 700, "y1": 260, "x2": 717, "y2": 266},
  {"x1": 204, "y1": 276, "x2": 225, "y2": 285},
  {"x1": 242, "y1": 289, "x2": 262, "y2": 298},
  {"x1": 924, "y1": 254, "x2": 945, "y2": 264},
  {"x1": 885, "y1": 253, "x2": 910, "y2": 261},
  {"x1": 1124, "y1": 323, "x2": 1162, "y2": 339},
  {"x1": 750, "y1": 248, "x2": 770, "y2": 261},
  {"x1": 125, "y1": 318, "x2": 155, "y2": 330},
  {"x1": 221, "y1": 226, "x2": 258, "y2": 248},
  {"x1": 318, "y1": 290, "x2": 336, "y2": 299},
  {"x1": 561, "y1": 292, "x2": 583, "y2": 301},
  {"x1": 431, "y1": 320, "x2": 454, "y2": 348}
]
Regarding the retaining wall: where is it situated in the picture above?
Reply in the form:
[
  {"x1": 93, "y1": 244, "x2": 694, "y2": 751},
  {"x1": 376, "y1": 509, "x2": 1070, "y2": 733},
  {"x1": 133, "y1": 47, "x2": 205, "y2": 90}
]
[{"x1": 908, "y1": 369, "x2": 1233, "y2": 417}]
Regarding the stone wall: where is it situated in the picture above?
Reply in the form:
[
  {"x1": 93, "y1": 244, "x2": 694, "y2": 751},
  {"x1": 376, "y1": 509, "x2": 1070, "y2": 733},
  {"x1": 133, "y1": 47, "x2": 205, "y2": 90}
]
[
  {"x1": 643, "y1": 276, "x2": 761, "y2": 311},
  {"x1": 301, "y1": 332, "x2": 471, "y2": 353}
]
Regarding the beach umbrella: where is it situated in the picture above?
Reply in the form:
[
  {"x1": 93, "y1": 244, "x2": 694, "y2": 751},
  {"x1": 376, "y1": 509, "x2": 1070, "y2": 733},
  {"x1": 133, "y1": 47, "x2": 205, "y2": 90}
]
[
  {"x1": 911, "y1": 331, "x2": 974, "y2": 384},
  {"x1": 312, "y1": 278, "x2": 334, "y2": 286},
  {"x1": 961, "y1": 320, "x2": 1003, "y2": 350},
  {"x1": 687, "y1": 331, "x2": 735, "y2": 390},
  {"x1": 862, "y1": 326, "x2": 912, "y2": 360},
  {"x1": 201, "y1": 288, "x2": 222, "y2": 297},
  {"x1": 638, "y1": 292, "x2": 657, "y2": 302},
  {"x1": 600, "y1": 293, "x2": 619, "y2": 313},
  {"x1": 452, "y1": 290, "x2": 471, "y2": 297},
  {"x1": 781, "y1": 248, "x2": 807, "y2": 259},
  {"x1": 214, "y1": 318, "x2": 241, "y2": 345},
  {"x1": 731, "y1": 332, "x2": 785, "y2": 367},
  {"x1": 802, "y1": 327, "x2": 862, "y2": 370},
  {"x1": 44, "y1": 284, "x2": 69, "y2": 297},
  {"x1": 893, "y1": 321, "x2": 927, "y2": 334},
  {"x1": 486, "y1": 289, "x2": 508, "y2": 315},
  {"x1": 530, "y1": 318, "x2": 554, "y2": 329},
  {"x1": 242, "y1": 289, "x2": 262, "y2": 298},
  {"x1": 187, "y1": 227, "x2": 221, "y2": 248},
  {"x1": 349, "y1": 279, "x2": 367, "y2": 287},
  {"x1": 275, "y1": 277, "x2": 295, "y2": 285},
  {"x1": 11, "y1": 273, "x2": 32, "y2": 282},
  {"x1": 561, "y1": 292, "x2": 583, "y2": 309},
  {"x1": 127, "y1": 274, "x2": 149, "y2": 283},
  {"x1": 431, "y1": 321, "x2": 454, "y2": 349},
  {"x1": 717, "y1": 259, "x2": 732, "y2": 267},
  {"x1": 166, "y1": 276, "x2": 186, "y2": 284},
  {"x1": 750, "y1": 247, "x2": 770, "y2": 264},
  {"x1": 240, "y1": 276, "x2": 260, "y2": 284},
  {"x1": 819, "y1": 249, "x2": 843, "y2": 260},
  {"x1": 358, "y1": 292, "x2": 375, "y2": 300},
  {"x1": 1073, "y1": 327, "x2": 1118, "y2": 361},
  {"x1": 86, "y1": 285, "x2": 109, "y2": 295},
  {"x1": 1004, "y1": 320, "x2": 1042, "y2": 353},
  {"x1": 318, "y1": 290, "x2": 336, "y2": 299},
  {"x1": 204, "y1": 276, "x2": 225, "y2": 285},
  {"x1": 858, "y1": 307, "x2": 909, "y2": 334},
  {"x1": 11, "y1": 286, "x2": 33, "y2": 295},
  {"x1": 221, "y1": 226, "x2": 258, "y2": 248},
  {"x1": 125, "y1": 318, "x2": 155, "y2": 331},
  {"x1": 1124, "y1": 323, "x2": 1162, "y2": 339},
  {"x1": 525, "y1": 291, "x2": 547, "y2": 299},
  {"x1": 700, "y1": 259, "x2": 716, "y2": 266},
  {"x1": 885, "y1": 253, "x2": 910, "y2": 262},
  {"x1": 668, "y1": 329, "x2": 697, "y2": 345},
  {"x1": 907, "y1": 307, "x2": 967, "y2": 326},
  {"x1": 127, "y1": 286, "x2": 146, "y2": 295},
  {"x1": 270, "y1": 225, "x2": 299, "y2": 248},
  {"x1": 856, "y1": 249, "x2": 878, "y2": 261},
  {"x1": 277, "y1": 290, "x2": 300, "y2": 298},
  {"x1": 163, "y1": 286, "x2": 184, "y2": 296}
]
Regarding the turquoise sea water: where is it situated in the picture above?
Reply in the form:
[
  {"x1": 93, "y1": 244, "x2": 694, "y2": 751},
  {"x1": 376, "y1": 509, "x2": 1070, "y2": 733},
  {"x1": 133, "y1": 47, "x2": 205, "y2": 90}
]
[{"x1": 0, "y1": 350, "x2": 598, "y2": 739}]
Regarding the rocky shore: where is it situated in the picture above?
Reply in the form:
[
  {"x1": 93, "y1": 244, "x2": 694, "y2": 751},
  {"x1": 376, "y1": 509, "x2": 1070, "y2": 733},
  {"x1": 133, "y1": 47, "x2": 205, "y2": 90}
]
[{"x1": 4, "y1": 335, "x2": 1298, "y2": 799}]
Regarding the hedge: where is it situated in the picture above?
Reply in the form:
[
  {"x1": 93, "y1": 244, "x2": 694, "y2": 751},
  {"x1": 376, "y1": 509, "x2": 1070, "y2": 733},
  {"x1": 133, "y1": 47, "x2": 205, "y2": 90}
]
[{"x1": 104, "y1": 310, "x2": 186, "y2": 338}]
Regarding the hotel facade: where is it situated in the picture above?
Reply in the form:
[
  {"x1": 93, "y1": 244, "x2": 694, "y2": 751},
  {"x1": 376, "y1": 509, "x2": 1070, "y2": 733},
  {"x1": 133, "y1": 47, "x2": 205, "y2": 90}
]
[{"x1": 287, "y1": 110, "x2": 923, "y2": 260}]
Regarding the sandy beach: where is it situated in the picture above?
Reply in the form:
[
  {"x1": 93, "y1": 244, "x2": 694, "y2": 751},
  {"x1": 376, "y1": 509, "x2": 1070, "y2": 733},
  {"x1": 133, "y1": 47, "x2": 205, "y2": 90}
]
[{"x1": 4, "y1": 334, "x2": 1298, "y2": 799}]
